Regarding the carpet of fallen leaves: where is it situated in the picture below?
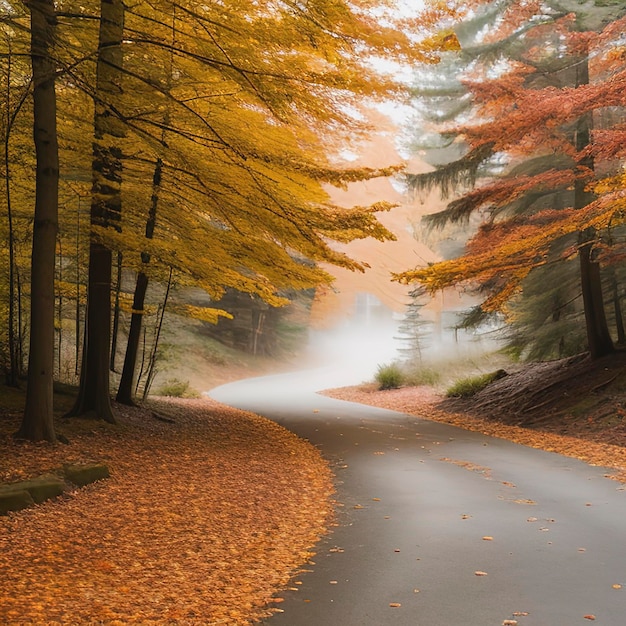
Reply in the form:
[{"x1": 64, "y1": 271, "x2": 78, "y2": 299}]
[
  {"x1": 322, "y1": 380, "x2": 626, "y2": 482},
  {"x1": 0, "y1": 397, "x2": 334, "y2": 625}
]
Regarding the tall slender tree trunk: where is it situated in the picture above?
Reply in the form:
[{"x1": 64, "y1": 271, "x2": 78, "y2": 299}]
[
  {"x1": 611, "y1": 271, "x2": 625, "y2": 345},
  {"x1": 16, "y1": 0, "x2": 58, "y2": 442},
  {"x1": 116, "y1": 272, "x2": 149, "y2": 405},
  {"x1": 74, "y1": 196, "x2": 82, "y2": 376},
  {"x1": 116, "y1": 159, "x2": 162, "y2": 405},
  {"x1": 142, "y1": 268, "x2": 172, "y2": 401},
  {"x1": 110, "y1": 250, "x2": 122, "y2": 372},
  {"x1": 575, "y1": 50, "x2": 613, "y2": 360},
  {"x1": 3, "y1": 37, "x2": 29, "y2": 387},
  {"x1": 68, "y1": 0, "x2": 125, "y2": 422},
  {"x1": 4, "y1": 39, "x2": 18, "y2": 387}
]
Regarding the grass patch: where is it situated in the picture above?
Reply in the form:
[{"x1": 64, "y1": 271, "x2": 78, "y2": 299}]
[
  {"x1": 402, "y1": 366, "x2": 442, "y2": 387},
  {"x1": 375, "y1": 363, "x2": 404, "y2": 390},
  {"x1": 156, "y1": 379, "x2": 201, "y2": 398},
  {"x1": 446, "y1": 369, "x2": 508, "y2": 398}
]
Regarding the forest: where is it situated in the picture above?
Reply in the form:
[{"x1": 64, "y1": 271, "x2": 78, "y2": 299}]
[
  {"x1": 0, "y1": 0, "x2": 458, "y2": 442},
  {"x1": 0, "y1": 0, "x2": 623, "y2": 415},
  {"x1": 1, "y1": 0, "x2": 625, "y2": 437}
]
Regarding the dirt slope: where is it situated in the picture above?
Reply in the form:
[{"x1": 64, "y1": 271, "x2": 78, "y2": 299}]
[{"x1": 441, "y1": 349, "x2": 626, "y2": 445}]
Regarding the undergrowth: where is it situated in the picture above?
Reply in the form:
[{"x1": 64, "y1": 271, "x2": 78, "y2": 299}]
[
  {"x1": 156, "y1": 379, "x2": 201, "y2": 398},
  {"x1": 375, "y1": 363, "x2": 404, "y2": 390},
  {"x1": 446, "y1": 369, "x2": 507, "y2": 398}
]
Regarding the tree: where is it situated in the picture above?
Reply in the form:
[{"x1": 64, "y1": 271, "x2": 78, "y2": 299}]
[
  {"x1": 1, "y1": 21, "x2": 32, "y2": 387},
  {"x1": 115, "y1": 157, "x2": 164, "y2": 405},
  {"x1": 15, "y1": 0, "x2": 59, "y2": 442},
  {"x1": 66, "y1": 0, "x2": 125, "y2": 422},
  {"x1": 395, "y1": 286, "x2": 431, "y2": 363},
  {"x1": 399, "y1": 1, "x2": 626, "y2": 360}
]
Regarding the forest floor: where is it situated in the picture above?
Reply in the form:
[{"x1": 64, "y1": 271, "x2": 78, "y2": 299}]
[
  {"x1": 323, "y1": 348, "x2": 626, "y2": 482},
  {"x1": 0, "y1": 389, "x2": 334, "y2": 625}
]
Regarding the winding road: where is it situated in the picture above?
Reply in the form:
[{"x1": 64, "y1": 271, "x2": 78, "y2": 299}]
[{"x1": 210, "y1": 367, "x2": 626, "y2": 625}]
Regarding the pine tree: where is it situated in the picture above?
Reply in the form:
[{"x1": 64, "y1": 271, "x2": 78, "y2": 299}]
[
  {"x1": 398, "y1": 1, "x2": 626, "y2": 360},
  {"x1": 395, "y1": 286, "x2": 431, "y2": 364}
]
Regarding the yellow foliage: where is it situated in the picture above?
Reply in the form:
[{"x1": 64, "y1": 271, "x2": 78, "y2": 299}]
[{"x1": 172, "y1": 305, "x2": 234, "y2": 325}]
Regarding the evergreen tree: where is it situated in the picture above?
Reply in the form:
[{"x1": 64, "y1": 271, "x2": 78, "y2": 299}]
[
  {"x1": 399, "y1": 0, "x2": 626, "y2": 360},
  {"x1": 395, "y1": 286, "x2": 431, "y2": 363}
]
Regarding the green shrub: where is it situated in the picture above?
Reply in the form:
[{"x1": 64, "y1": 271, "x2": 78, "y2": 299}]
[
  {"x1": 157, "y1": 379, "x2": 200, "y2": 398},
  {"x1": 446, "y1": 369, "x2": 507, "y2": 398},
  {"x1": 375, "y1": 363, "x2": 404, "y2": 390}
]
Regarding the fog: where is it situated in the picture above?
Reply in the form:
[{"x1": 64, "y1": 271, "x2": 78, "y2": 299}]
[
  {"x1": 304, "y1": 318, "x2": 402, "y2": 386},
  {"x1": 301, "y1": 304, "x2": 504, "y2": 389}
]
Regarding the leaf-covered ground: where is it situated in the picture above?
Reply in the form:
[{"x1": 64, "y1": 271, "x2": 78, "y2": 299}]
[
  {"x1": 323, "y1": 350, "x2": 626, "y2": 482},
  {"x1": 0, "y1": 396, "x2": 334, "y2": 625}
]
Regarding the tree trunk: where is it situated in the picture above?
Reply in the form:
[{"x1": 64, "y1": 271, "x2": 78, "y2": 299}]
[
  {"x1": 16, "y1": 0, "x2": 58, "y2": 442},
  {"x1": 116, "y1": 271, "x2": 148, "y2": 405},
  {"x1": 612, "y1": 270, "x2": 626, "y2": 345},
  {"x1": 110, "y1": 250, "x2": 122, "y2": 372},
  {"x1": 578, "y1": 238, "x2": 614, "y2": 358},
  {"x1": 68, "y1": 0, "x2": 125, "y2": 422},
  {"x1": 4, "y1": 42, "x2": 18, "y2": 387},
  {"x1": 575, "y1": 50, "x2": 613, "y2": 359},
  {"x1": 142, "y1": 267, "x2": 172, "y2": 401},
  {"x1": 74, "y1": 196, "x2": 82, "y2": 376},
  {"x1": 3, "y1": 37, "x2": 30, "y2": 387},
  {"x1": 116, "y1": 157, "x2": 162, "y2": 405},
  {"x1": 69, "y1": 242, "x2": 116, "y2": 420}
]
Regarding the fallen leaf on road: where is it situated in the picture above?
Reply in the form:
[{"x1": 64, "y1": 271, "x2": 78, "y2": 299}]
[
  {"x1": 389, "y1": 603, "x2": 401, "y2": 608},
  {"x1": 502, "y1": 620, "x2": 517, "y2": 625},
  {"x1": 584, "y1": 615, "x2": 596, "y2": 620},
  {"x1": 482, "y1": 536, "x2": 494, "y2": 541},
  {"x1": 613, "y1": 584, "x2": 622, "y2": 589},
  {"x1": 475, "y1": 571, "x2": 488, "y2": 576}
]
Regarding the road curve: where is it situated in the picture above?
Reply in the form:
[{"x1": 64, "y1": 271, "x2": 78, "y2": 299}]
[{"x1": 210, "y1": 368, "x2": 626, "y2": 626}]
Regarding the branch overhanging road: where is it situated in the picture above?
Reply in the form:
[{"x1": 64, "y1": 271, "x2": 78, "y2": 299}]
[{"x1": 210, "y1": 367, "x2": 626, "y2": 625}]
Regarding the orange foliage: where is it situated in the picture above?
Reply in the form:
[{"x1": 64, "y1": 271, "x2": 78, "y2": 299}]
[{"x1": 399, "y1": 5, "x2": 626, "y2": 316}]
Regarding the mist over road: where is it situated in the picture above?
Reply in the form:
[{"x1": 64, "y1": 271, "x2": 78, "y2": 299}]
[{"x1": 210, "y1": 368, "x2": 626, "y2": 625}]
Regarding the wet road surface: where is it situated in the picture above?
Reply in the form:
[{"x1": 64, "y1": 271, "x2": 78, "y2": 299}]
[{"x1": 210, "y1": 368, "x2": 626, "y2": 625}]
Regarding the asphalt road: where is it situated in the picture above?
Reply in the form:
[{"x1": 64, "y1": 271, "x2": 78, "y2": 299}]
[{"x1": 210, "y1": 367, "x2": 626, "y2": 625}]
